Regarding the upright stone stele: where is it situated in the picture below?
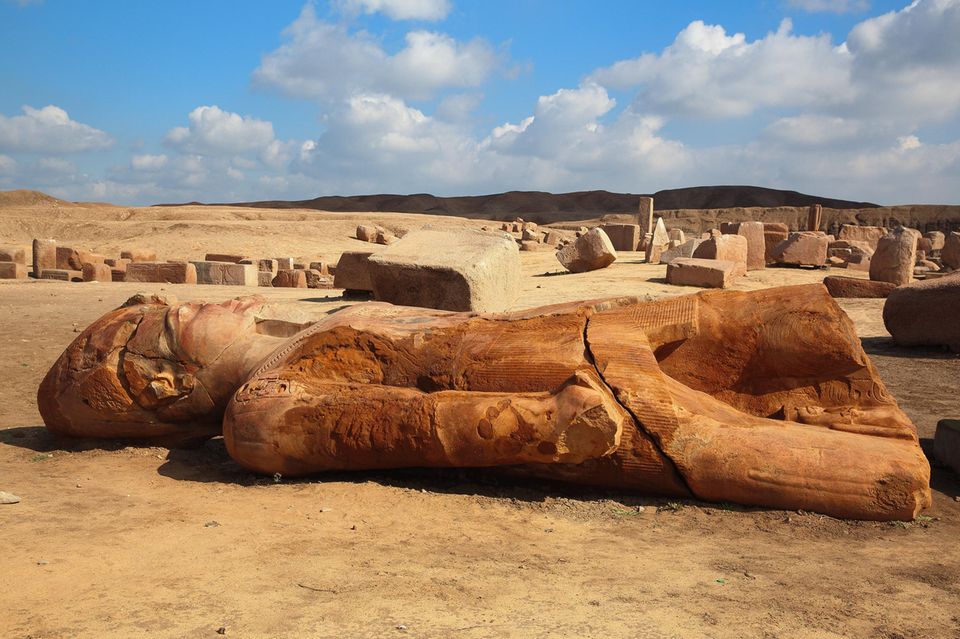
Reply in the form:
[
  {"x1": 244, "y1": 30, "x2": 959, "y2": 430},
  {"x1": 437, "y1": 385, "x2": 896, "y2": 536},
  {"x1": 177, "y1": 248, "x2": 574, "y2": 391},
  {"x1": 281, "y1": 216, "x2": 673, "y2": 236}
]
[{"x1": 637, "y1": 196, "x2": 654, "y2": 238}]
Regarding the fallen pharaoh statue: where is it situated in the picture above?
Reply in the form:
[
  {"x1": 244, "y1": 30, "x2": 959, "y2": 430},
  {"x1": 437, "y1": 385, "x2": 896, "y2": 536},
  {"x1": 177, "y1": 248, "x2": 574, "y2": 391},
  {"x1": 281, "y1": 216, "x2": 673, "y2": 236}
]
[{"x1": 38, "y1": 284, "x2": 931, "y2": 521}]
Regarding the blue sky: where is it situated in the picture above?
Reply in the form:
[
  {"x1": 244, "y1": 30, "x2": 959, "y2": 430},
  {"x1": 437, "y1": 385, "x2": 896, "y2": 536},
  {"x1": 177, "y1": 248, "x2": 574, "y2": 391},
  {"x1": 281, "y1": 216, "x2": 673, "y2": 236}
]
[{"x1": 0, "y1": 0, "x2": 957, "y2": 205}]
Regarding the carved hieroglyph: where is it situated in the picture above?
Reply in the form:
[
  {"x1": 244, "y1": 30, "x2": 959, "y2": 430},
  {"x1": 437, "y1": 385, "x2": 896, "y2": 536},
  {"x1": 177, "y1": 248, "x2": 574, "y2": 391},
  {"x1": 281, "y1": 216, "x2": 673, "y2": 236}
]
[{"x1": 39, "y1": 285, "x2": 931, "y2": 520}]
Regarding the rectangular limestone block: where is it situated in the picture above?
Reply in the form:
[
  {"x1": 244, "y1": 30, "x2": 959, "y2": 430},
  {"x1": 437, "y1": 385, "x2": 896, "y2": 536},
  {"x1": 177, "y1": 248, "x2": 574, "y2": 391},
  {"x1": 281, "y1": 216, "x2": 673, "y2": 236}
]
[
  {"x1": 934, "y1": 420, "x2": 960, "y2": 475},
  {"x1": 191, "y1": 261, "x2": 258, "y2": 286},
  {"x1": 32, "y1": 239, "x2": 57, "y2": 276},
  {"x1": 309, "y1": 261, "x2": 329, "y2": 275},
  {"x1": 125, "y1": 262, "x2": 197, "y2": 284},
  {"x1": 0, "y1": 246, "x2": 27, "y2": 264},
  {"x1": 56, "y1": 247, "x2": 104, "y2": 270},
  {"x1": 273, "y1": 257, "x2": 294, "y2": 270},
  {"x1": 105, "y1": 257, "x2": 131, "y2": 271},
  {"x1": 258, "y1": 271, "x2": 274, "y2": 287},
  {"x1": 40, "y1": 269, "x2": 83, "y2": 282},
  {"x1": 204, "y1": 253, "x2": 246, "y2": 263},
  {"x1": 838, "y1": 224, "x2": 886, "y2": 250},
  {"x1": 600, "y1": 224, "x2": 641, "y2": 252},
  {"x1": 720, "y1": 221, "x2": 765, "y2": 271},
  {"x1": 763, "y1": 223, "x2": 789, "y2": 265},
  {"x1": 334, "y1": 251, "x2": 375, "y2": 292},
  {"x1": 111, "y1": 268, "x2": 126, "y2": 282},
  {"x1": 637, "y1": 196, "x2": 654, "y2": 236},
  {"x1": 81, "y1": 263, "x2": 112, "y2": 282},
  {"x1": 0, "y1": 262, "x2": 27, "y2": 279},
  {"x1": 692, "y1": 234, "x2": 748, "y2": 276},
  {"x1": 240, "y1": 258, "x2": 279, "y2": 277},
  {"x1": 368, "y1": 229, "x2": 521, "y2": 312},
  {"x1": 666, "y1": 258, "x2": 739, "y2": 289},
  {"x1": 273, "y1": 269, "x2": 308, "y2": 288},
  {"x1": 772, "y1": 232, "x2": 829, "y2": 267}
]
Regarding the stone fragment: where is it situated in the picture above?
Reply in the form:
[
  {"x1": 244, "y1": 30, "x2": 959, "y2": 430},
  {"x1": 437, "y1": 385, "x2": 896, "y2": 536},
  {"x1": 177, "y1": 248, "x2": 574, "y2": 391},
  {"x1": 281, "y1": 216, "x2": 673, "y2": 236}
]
[
  {"x1": 823, "y1": 276, "x2": 896, "y2": 298},
  {"x1": 304, "y1": 269, "x2": 333, "y2": 289},
  {"x1": 762, "y1": 223, "x2": 789, "y2": 265},
  {"x1": 40, "y1": 269, "x2": 83, "y2": 281},
  {"x1": 376, "y1": 230, "x2": 398, "y2": 245},
  {"x1": 0, "y1": 262, "x2": 27, "y2": 279},
  {"x1": 125, "y1": 262, "x2": 197, "y2": 284},
  {"x1": 637, "y1": 196, "x2": 654, "y2": 237},
  {"x1": 120, "y1": 249, "x2": 157, "y2": 262},
  {"x1": 81, "y1": 263, "x2": 112, "y2": 282},
  {"x1": 308, "y1": 261, "x2": 330, "y2": 274},
  {"x1": 111, "y1": 269, "x2": 126, "y2": 282},
  {"x1": 934, "y1": 420, "x2": 960, "y2": 475},
  {"x1": 883, "y1": 273, "x2": 960, "y2": 351},
  {"x1": 870, "y1": 227, "x2": 920, "y2": 286},
  {"x1": 838, "y1": 225, "x2": 886, "y2": 250},
  {"x1": 924, "y1": 231, "x2": 945, "y2": 252},
  {"x1": 917, "y1": 259, "x2": 940, "y2": 272},
  {"x1": 32, "y1": 239, "x2": 57, "y2": 277},
  {"x1": 521, "y1": 227, "x2": 542, "y2": 242},
  {"x1": 368, "y1": 228, "x2": 521, "y2": 312},
  {"x1": 204, "y1": 253, "x2": 246, "y2": 263},
  {"x1": 0, "y1": 491, "x2": 20, "y2": 505},
  {"x1": 942, "y1": 232, "x2": 960, "y2": 270},
  {"x1": 600, "y1": 224, "x2": 640, "y2": 252},
  {"x1": 520, "y1": 240, "x2": 552, "y2": 252},
  {"x1": 56, "y1": 247, "x2": 103, "y2": 270},
  {"x1": 258, "y1": 271, "x2": 273, "y2": 287},
  {"x1": 274, "y1": 257, "x2": 294, "y2": 271},
  {"x1": 917, "y1": 238, "x2": 933, "y2": 254},
  {"x1": 666, "y1": 258, "x2": 739, "y2": 288},
  {"x1": 720, "y1": 221, "x2": 765, "y2": 271},
  {"x1": 241, "y1": 258, "x2": 279, "y2": 277},
  {"x1": 558, "y1": 228, "x2": 618, "y2": 273},
  {"x1": 356, "y1": 225, "x2": 377, "y2": 242},
  {"x1": 105, "y1": 258, "x2": 131, "y2": 270},
  {"x1": 668, "y1": 228, "x2": 685, "y2": 244},
  {"x1": 807, "y1": 204, "x2": 822, "y2": 232},
  {"x1": 0, "y1": 246, "x2": 27, "y2": 264},
  {"x1": 692, "y1": 234, "x2": 748, "y2": 276},
  {"x1": 644, "y1": 218, "x2": 670, "y2": 264},
  {"x1": 660, "y1": 238, "x2": 703, "y2": 264},
  {"x1": 334, "y1": 251, "x2": 375, "y2": 292},
  {"x1": 770, "y1": 232, "x2": 828, "y2": 267},
  {"x1": 191, "y1": 261, "x2": 258, "y2": 286},
  {"x1": 272, "y1": 269, "x2": 308, "y2": 288}
]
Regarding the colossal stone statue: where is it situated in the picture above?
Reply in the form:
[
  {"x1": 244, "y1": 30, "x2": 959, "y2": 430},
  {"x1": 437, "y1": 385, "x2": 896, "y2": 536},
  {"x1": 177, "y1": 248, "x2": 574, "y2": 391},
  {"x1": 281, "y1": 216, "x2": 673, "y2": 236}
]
[{"x1": 39, "y1": 285, "x2": 931, "y2": 521}]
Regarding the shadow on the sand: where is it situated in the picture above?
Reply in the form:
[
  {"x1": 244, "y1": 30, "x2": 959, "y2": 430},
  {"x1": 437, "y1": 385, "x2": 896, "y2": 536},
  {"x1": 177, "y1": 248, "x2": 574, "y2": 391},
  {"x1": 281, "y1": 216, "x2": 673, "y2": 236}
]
[{"x1": 860, "y1": 337, "x2": 959, "y2": 360}]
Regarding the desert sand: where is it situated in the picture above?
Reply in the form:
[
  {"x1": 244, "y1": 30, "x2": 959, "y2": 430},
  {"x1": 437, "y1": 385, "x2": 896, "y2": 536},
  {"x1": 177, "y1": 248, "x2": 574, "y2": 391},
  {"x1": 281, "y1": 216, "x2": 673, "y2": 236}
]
[{"x1": 1, "y1": 196, "x2": 958, "y2": 638}]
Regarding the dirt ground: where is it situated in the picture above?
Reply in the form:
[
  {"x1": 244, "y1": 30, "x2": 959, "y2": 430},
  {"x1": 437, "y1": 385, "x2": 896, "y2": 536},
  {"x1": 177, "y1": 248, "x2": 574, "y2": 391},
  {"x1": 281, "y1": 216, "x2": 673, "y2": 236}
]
[{"x1": 1, "y1": 201, "x2": 959, "y2": 638}]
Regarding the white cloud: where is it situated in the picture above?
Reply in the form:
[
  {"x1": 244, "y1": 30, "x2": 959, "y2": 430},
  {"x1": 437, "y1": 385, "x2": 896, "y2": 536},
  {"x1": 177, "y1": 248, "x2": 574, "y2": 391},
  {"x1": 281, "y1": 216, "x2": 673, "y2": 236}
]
[
  {"x1": 787, "y1": 0, "x2": 870, "y2": 13},
  {"x1": 165, "y1": 106, "x2": 276, "y2": 155},
  {"x1": 36, "y1": 157, "x2": 75, "y2": 174},
  {"x1": 253, "y1": 5, "x2": 499, "y2": 101},
  {"x1": 763, "y1": 115, "x2": 862, "y2": 146},
  {"x1": 131, "y1": 154, "x2": 168, "y2": 170},
  {"x1": 0, "y1": 154, "x2": 15, "y2": 173},
  {"x1": 0, "y1": 105, "x2": 113, "y2": 153},
  {"x1": 335, "y1": 0, "x2": 451, "y2": 20}
]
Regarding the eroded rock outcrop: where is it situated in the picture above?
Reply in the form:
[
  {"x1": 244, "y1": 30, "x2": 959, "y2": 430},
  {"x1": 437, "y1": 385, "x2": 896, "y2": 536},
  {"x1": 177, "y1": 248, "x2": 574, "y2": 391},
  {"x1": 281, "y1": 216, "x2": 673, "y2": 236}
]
[{"x1": 883, "y1": 274, "x2": 960, "y2": 352}]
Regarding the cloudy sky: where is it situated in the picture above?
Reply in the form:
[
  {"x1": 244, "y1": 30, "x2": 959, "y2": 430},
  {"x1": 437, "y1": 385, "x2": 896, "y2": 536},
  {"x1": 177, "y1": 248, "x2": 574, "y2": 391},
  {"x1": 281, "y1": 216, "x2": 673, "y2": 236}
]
[{"x1": 0, "y1": 0, "x2": 958, "y2": 205}]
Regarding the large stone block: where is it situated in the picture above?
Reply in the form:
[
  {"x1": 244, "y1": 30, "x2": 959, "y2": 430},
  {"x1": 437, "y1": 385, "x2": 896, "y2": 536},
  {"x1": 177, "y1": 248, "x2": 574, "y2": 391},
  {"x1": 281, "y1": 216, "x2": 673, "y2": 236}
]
[
  {"x1": 125, "y1": 262, "x2": 197, "y2": 284},
  {"x1": 823, "y1": 276, "x2": 896, "y2": 298},
  {"x1": 272, "y1": 269, "x2": 307, "y2": 288},
  {"x1": 660, "y1": 238, "x2": 703, "y2": 264},
  {"x1": 0, "y1": 262, "x2": 27, "y2": 279},
  {"x1": 334, "y1": 251, "x2": 375, "y2": 292},
  {"x1": 770, "y1": 232, "x2": 828, "y2": 267},
  {"x1": 0, "y1": 246, "x2": 27, "y2": 265},
  {"x1": 39, "y1": 269, "x2": 83, "y2": 282},
  {"x1": 82, "y1": 263, "x2": 112, "y2": 282},
  {"x1": 720, "y1": 221, "x2": 765, "y2": 271},
  {"x1": 241, "y1": 258, "x2": 279, "y2": 277},
  {"x1": 258, "y1": 271, "x2": 274, "y2": 287},
  {"x1": 839, "y1": 225, "x2": 886, "y2": 250},
  {"x1": 191, "y1": 261, "x2": 258, "y2": 286},
  {"x1": 600, "y1": 224, "x2": 640, "y2": 252},
  {"x1": 934, "y1": 420, "x2": 960, "y2": 475},
  {"x1": 942, "y1": 232, "x2": 960, "y2": 269},
  {"x1": 924, "y1": 231, "x2": 945, "y2": 252},
  {"x1": 870, "y1": 227, "x2": 919, "y2": 286},
  {"x1": 305, "y1": 269, "x2": 333, "y2": 289},
  {"x1": 762, "y1": 223, "x2": 789, "y2": 265},
  {"x1": 274, "y1": 257, "x2": 294, "y2": 271},
  {"x1": 368, "y1": 228, "x2": 521, "y2": 312},
  {"x1": 204, "y1": 253, "x2": 246, "y2": 263},
  {"x1": 637, "y1": 196, "x2": 654, "y2": 236},
  {"x1": 883, "y1": 273, "x2": 960, "y2": 351},
  {"x1": 666, "y1": 258, "x2": 739, "y2": 288},
  {"x1": 558, "y1": 227, "x2": 618, "y2": 272},
  {"x1": 32, "y1": 239, "x2": 57, "y2": 277},
  {"x1": 692, "y1": 234, "x2": 748, "y2": 276},
  {"x1": 56, "y1": 246, "x2": 103, "y2": 270}
]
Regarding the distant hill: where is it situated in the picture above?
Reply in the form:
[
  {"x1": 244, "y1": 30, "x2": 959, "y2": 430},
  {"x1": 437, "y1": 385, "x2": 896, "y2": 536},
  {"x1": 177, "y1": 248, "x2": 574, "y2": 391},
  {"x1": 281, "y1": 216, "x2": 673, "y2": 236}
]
[
  {"x1": 172, "y1": 185, "x2": 881, "y2": 224},
  {"x1": 0, "y1": 189, "x2": 74, "y2": 208}
]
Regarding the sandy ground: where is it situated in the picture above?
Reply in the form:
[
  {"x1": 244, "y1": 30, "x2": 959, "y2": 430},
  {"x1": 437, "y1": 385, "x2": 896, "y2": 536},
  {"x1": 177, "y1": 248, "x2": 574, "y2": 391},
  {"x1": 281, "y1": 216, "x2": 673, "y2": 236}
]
[{"x1": 1, "y1": 201, "x2": 959, "y2": 638}]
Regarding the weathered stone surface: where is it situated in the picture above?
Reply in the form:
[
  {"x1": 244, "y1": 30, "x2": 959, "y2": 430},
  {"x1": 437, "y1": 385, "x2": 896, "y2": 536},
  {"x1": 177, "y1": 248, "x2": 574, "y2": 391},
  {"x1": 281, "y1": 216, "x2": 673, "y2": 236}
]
[
  {"x1": 241, "y1": 258, "x2": 279, "y2": 277},
  {"x1": 924, "y1": 231, "x2": 945, "y2": 252},
  {"x1": 0, "y1": 491, "x2": 20, "y2": 505},
  {"x1": 40, "y1": 269, "x2": 83, "y2": 281},
  {"x1": 883, "y1": 273, "x2": 960, "y2": 351},
  {"x1": 125, "y1": 262, "x2": 197, "y2": 284},
  {"x1": 763, "y1": 223, "x2": 789, "y2": 265},
  {"x1": 105, "y1": 258, "x2": 131, "y2": 270},
  {"x1": 56, "y1": 247, "x2": 103, "y2": 270},
  {"x1": 839, "y1": 224, "x2": 886, "y2": 249},
  {"x1": 192, "y1": 261, "x2": 258, "y2": 286},
  {"x1": 823, "y1": 276, "x2": 896, "y2": 298},
  {"x1": 356, "y1": 225, "x2": 377, "y2": 242},
  {"x1": 666, "y1": 258, "x2": 739, "y2": 288},
  {"x1": 692, "y1": 234, "x2": 748, "y2": 276},
  {"x1": 558, "y1": 227, "x2": 618, "y2": 273},
  {"x1": 644, "y1": 218, "x2": 670, "y2": 264},
  {"x1": 308, "y1": 261, "x2": 330, "y2": 275},
  {"x1": 660, "y1": 238, "x2": 704, "y2": 264},
  {"x1": 272, "y1": 269, "x2": 307, "y2": 288},
  {"x1": 82, "y1": 263, "x2": 112, "y2": 282},
  {"x1": 120, "y1": 249, "x2": 157, "y2": 262},
  {"x1": 917, "y1": 238, "x2": 933, "y2": 254},
  {"x1": 204, "y1": 253, "x2": 245, "y2": 263},
  {"x1": 942, "y1": 232, "x2": 960, "y2": 269},
  {"x1": 720, "y1": 221, "x2": 765, "y2": 271},
  {"x1": 520, "y1": 240, "x2": 552, "y2": 252},
  {"x1": 934, "y1": 420, "x2": 960, "y2": 475},
  {"x1": 274, "y1": 257, "x2": 294, "y2": 271},
  {"x1": 258, "y1": 271, "x2": 273, "y2": 287},
  {"x1": 601, "y1": 224, "x2": 640, "y2": 252},
  {"x1": 334, "y1": 251, "x2": 375, "y2": 292},
  {"x1": 770, "y1": 232, "x2": 828, "y2": 267},
  {"x1": 304, "y1": 269, "x2": 334, "y2": 289},
  {"x1": 111, "y1": 269, "x2": 126, "y2": 282},
  {"x1": 668, "y1": 228, "x2": 685, "y2": 244},
  {"x1": 368, "y1": 229, "x2": 521, "y2": 312},
  {"x1": 32, "y1": 239, "x2": 57, "y2": 277},
  {"x1": 637, "y1": 196, "x2": 654, "y2": 236},
  {"x1": 807, "y1": 204, "x2": 822, "y2": 232},
  {"x1": 39, "y1": 285, "x2": 932, "y2": 520},
  {"x1": 870, "y1": 227, "x2": 920, "y2": 286},
  {"x1": 0, "y1": 246, "x2": 27, "y2": 264},
  {"x1": 0, "y1": 262, "x2": 27, "y2": 279},
  {"x1": 917, "y1": 259, "x2": 940, "y2": 272}
]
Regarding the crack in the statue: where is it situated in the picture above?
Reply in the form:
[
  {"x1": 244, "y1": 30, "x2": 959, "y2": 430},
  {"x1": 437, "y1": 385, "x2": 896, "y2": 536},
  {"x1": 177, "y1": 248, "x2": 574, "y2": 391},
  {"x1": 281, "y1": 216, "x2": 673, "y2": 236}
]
[{"x1": 580, "y1": 314, "x2": 696, "y2": 498}]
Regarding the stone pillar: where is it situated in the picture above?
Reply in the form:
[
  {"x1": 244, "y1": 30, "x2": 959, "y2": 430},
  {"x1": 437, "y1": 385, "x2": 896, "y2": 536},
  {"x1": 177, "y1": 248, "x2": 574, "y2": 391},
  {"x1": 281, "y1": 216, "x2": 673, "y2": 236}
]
[
  {"x1": 32, "y1": 239, "x2": 56, "y2": 278},
  {"x1": 807, "y1": 204, "x2": 822, "y2": 232},
  {"x1": 637, "y1": 197, "x2": 654, "y2": 237}
]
